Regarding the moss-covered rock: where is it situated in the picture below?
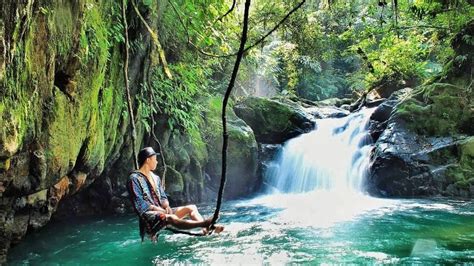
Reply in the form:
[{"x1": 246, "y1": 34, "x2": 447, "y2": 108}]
[
  {"x1": 159, "y1": 129, "x2": 207, "y2": 205},
  {"x1": 0, "y1": 158, "x2": 11, "y2": 172},
  {"x1": 234, "y1": 96, "x2": 315, "y2": 144},
  {"x1": 203, "y1": 96, "x2": 259, "y2": 199},
  {"x1": 446, "y1": 137, "x2": 474, "y2": 191},
  {"x1": 394, "y1": 83, "x2": 473, "y2": 136},
  {"x1": 165, "y1": 166, "x2": 184, "y2": 195},
  {"x1": 317, "y1": 97, "x2": 353, "y2": 107}
]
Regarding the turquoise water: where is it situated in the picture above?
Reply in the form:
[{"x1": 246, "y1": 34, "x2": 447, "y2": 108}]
[
  {"x1": 8, "y1": 194, "x2": 474, "y2": 264},
  {"x1": 8, "y1": 109, "x2": 474, "y2": 264}
]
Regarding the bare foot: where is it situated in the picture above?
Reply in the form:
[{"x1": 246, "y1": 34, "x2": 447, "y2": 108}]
[
  {"x1": 201, "y1": 218, "x2": 224, "y2": 234},
  {"x1": 206, "y1": 224, "x2": 224, "y2": 234},
  {"x1": 213, "y1": 224, "x2": 224, "y2": 234}
]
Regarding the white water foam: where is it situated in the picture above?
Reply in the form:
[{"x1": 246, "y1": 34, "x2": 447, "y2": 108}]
[
  {"x1": 257, "y1": 107, "x2": 402, "y2": 227},
  {"x1": 265, "y1": 107, "x2": 375, "y2": 195}
]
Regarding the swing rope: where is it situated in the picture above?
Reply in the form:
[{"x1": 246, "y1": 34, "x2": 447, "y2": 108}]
[{"x1": 210, "y1": 0, "x2": 251, "y2": 229}]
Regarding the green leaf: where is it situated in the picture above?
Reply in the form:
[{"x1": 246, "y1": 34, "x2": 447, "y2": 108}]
[{"x1": 142, "y1": 0, "x2": 153, "y2": 7}]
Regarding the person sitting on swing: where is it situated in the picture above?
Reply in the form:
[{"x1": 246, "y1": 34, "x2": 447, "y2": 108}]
[{"x1": 128, "y1": 147, "x2": 224, "y2": 241}]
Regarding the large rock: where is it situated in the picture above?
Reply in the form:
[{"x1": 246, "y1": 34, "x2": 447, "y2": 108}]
[
  {"x1": 305, "y1": 105, "x2": 350, "y2": 119},
  {"x1": 161, "y1": 129, "x2": 208, "y2": 205},
  {"x1": 234, "y1": 97, "x2": 315, "y2": 144},
  {"x1": 55, "y1": 114, "x2": 211, "y2": 214},
  {"x1": 257, "y1": 143, "x2": 282, "y2": 190},
  {"x1": 368, "y1": 85, "x2": 473, "y2": 198},
  {"x1": 367, "y1": 88, "x2": 412, "y2": 142},
  {"x1": 203, "y1": 97, "x2": 258, "y2": 199},
  {"x1": 367, "y1": 118, "x2": 474, "y2": 197},
  {"x1": 317, "y1": 97, "x2": 352, "y2": 107}
]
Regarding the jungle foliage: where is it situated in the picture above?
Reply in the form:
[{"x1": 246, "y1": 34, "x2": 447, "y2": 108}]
[
  {"x1": 133, "y1": 0, "x2": 473, "y2": 134},
  {"x1": 258, "y1": 0, "x2": 474, "y2": 100}
]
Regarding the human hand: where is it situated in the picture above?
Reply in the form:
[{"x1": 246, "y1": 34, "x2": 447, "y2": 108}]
[
  {"x1": 150, "y1": 205, "x2": 165, "y2": 213},
  {"x1": 161, "y1": 199, "x2": 170, "y2": 209},
  {"x1": 166, "y1": 206, "x2": 173, "y2": 214}
]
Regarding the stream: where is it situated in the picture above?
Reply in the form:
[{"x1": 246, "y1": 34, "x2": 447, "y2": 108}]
[{"x1": 8, "y1": 108, "x2": 474, "y2": 264}]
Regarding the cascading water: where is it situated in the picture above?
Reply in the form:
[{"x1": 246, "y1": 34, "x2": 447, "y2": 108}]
[
  {"x1": 252, "y1": 107, "x2": 389, "y2": 229},
  {"x1": 265, "y1": 107, "x2": 375, "y2": 195}
]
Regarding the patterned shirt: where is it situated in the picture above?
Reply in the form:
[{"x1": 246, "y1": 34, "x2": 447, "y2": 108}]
[{"x1": 128, "y1": 171, "x2": 168, "y2": 215}]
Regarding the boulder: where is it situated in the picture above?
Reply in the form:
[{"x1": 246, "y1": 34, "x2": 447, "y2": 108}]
[
  {"x1": 317, "y1": 97, "x2": 353, "y2": 107},
  {"x1": 234, "y1": 97, "x2": 315, "y2": 144},
  {"x1": 203, "y1": 97, "x2": 259, "y2": 200},
  {"x1": 368, "y1": 84, "x2": 474, "y2": 198},
  {"x1": 257, "y1": 144, "x2": 282, "y2": 190},
  {"x1": 368, "y1": 118, "x2": 473, "y2": 197},
  {"x1": 368, "y1": 119, "x2": 436, "y2": 197},
  {"x1": 367, "y1": 29, "x2": 474, "y2": 199},
  {"x1": 368, "y1": 88, "x2": 412, "y2": 142}
]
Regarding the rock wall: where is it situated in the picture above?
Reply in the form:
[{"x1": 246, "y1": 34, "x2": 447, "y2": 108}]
[
  {"x1": 203, "y1": 97, "x2": 259, "y2": 200},
  {"x1": 1, "y1": 1, "x2": 141, "y2": 262}
]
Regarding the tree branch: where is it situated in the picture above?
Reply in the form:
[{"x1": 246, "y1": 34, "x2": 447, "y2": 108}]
[
  {"x1": 396, "y1": 25, "x2": 451, "y2": 31},
  {"x1": 241, "y1": 0, "x2": 306, "y2": 55},
  {"x1": 215, "y1": 0, "x2": 236, "y2": 23},
  {"x1": 168, "y1": 0, "x2": 306, "y2": 58}
]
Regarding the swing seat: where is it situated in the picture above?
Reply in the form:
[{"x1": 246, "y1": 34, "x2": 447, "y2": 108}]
[{"x1": 138, "y1": 211, "x2": 167, "y2": 242}]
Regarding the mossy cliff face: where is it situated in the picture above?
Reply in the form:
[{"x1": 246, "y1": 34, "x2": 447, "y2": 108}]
[
  {"x1": 150, "y1": 122, "x2": 209, "y2": 205},
  {"x1": 367, "y1": 21, "x2": 474, "y2": 198},
  {"x1": 53, "y1": 117, "x2": 211, "y2": 215},
  {"x1": 51, "y1": 93, "x2": 261, "y2": 216},
  {"x1": 0, "y1": 1, "x2": 151, "y2": 262}
]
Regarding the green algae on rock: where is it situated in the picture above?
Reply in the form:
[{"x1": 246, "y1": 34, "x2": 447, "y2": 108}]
[{"x1": 234, "y1": 96, "x2": 315, "y2": 144}]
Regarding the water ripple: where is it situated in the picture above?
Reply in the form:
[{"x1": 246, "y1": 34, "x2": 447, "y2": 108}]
[{"x1": 7, "y1": 199, "x2": 474, "y2": 264}]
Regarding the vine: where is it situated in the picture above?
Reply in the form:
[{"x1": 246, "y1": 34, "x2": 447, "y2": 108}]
[{"x1": 122, "y1": 0, "x2": 138, "y2": 169}]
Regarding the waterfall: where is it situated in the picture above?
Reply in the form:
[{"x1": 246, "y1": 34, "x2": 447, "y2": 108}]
[{"x1": 265, "y1": 108, "x2": 375, "y2": 195}]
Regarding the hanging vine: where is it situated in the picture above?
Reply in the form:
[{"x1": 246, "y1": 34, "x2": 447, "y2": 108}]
[
  {"x1": 122, "y1": 0, "x2": 138, "y2": 169},
  {"x1": 131, "y1": 0, "x2": 173, "y2": 80},
  {"x1": 211, "y1": 0, "x2": 252, "y2": 227}
]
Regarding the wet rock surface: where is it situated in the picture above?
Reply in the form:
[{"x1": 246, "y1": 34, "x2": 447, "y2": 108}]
[
  {"x1": 234, "y1": 97, "x2": 315, "y2": 144},
  {"x1": 368, "y1": 116, "x2": 474, "y2": 198}
]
